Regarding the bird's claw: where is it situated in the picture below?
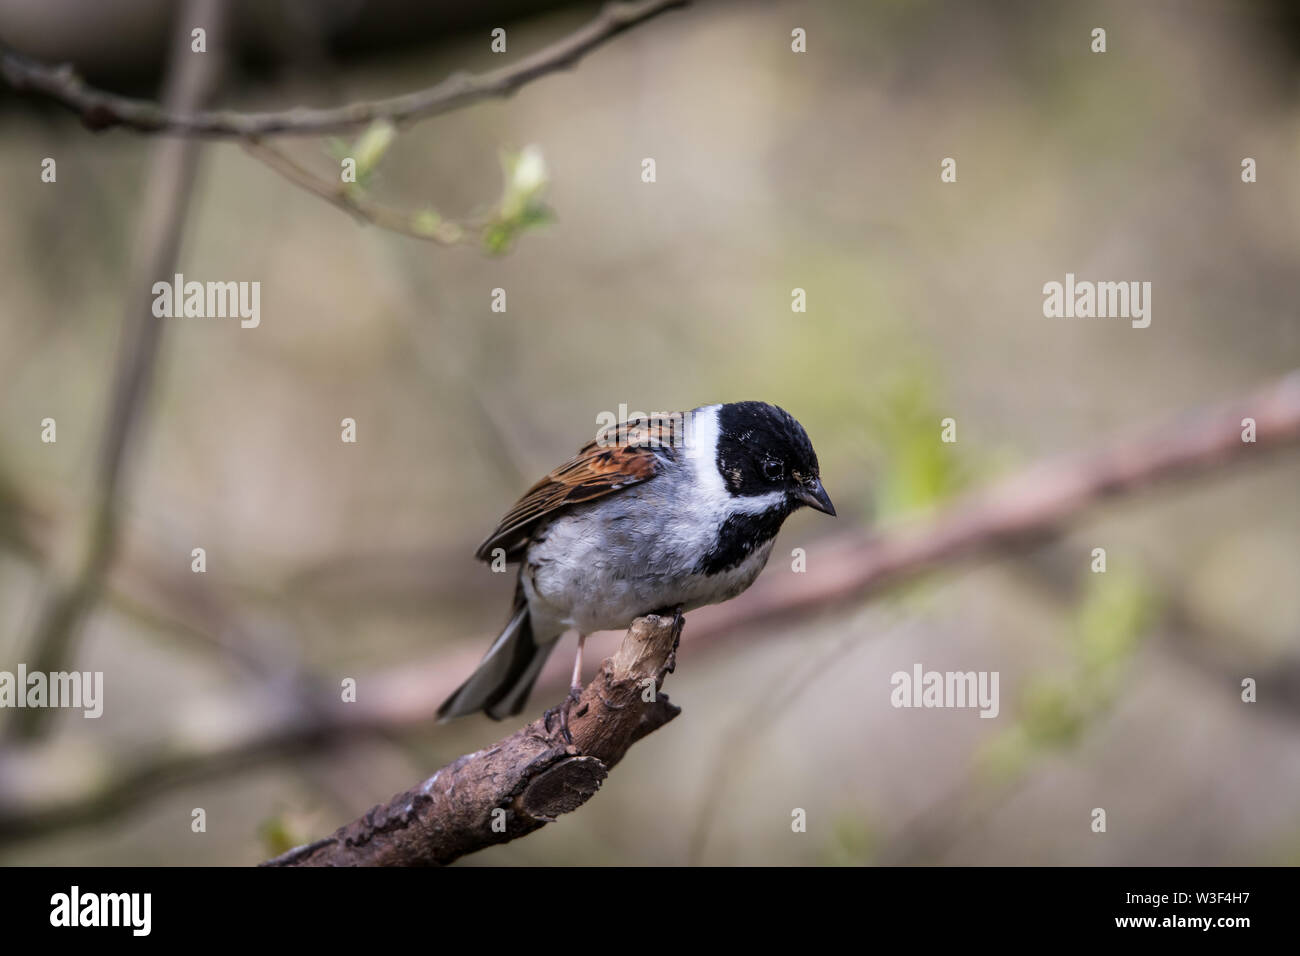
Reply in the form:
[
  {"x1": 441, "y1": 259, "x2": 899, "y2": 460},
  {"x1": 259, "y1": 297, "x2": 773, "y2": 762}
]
[{"x1": 544, "y1": 684, "x2": 584, "y2": 745}]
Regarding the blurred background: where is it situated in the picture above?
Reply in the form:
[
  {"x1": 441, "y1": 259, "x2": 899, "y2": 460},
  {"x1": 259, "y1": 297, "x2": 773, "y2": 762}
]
[{"x1": 0, "y1": 0, "x2": 1297, "y2": 865}]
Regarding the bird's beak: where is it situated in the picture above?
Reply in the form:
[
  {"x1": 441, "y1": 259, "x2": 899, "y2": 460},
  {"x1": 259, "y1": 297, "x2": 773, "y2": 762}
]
[{"x1": 796, "y1": 479, "x2": 836, "y2": 516}]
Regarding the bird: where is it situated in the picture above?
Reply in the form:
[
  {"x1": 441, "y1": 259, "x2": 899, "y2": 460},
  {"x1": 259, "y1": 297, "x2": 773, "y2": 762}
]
[{"x1": 436, "y1": 401, "x2": 836, "y2": 735}]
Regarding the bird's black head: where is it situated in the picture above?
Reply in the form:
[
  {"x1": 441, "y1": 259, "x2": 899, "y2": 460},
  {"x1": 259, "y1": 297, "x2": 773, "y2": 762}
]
[{"x1": 714, "y1": 401, "x2": 836, "y2": 516}]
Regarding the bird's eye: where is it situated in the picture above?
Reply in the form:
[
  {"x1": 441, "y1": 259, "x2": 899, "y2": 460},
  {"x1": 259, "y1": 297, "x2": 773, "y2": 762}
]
[{"x1": 762, "y1": 459, "x2": 784, "y2": 481}]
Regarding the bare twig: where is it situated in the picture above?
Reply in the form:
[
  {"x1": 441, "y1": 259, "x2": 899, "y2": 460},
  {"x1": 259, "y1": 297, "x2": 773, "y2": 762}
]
[
  {"x1": 0, "y1": 0, "x2": 688, "y2": 137},
  {"x1": 6, "y1": 0, "x2": 227, "y2": 740},
  {"x1": 263, "y1": 612, "x2": 683, "y2": 866},
  {"x1": 1, "y1": 2, "x2": 687, "y2": 246}
]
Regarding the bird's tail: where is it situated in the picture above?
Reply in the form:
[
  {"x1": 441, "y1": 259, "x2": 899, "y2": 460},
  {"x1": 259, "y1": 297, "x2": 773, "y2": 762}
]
[{"x1": 436, "y1": 597, "x2": 558, "y2": 722}]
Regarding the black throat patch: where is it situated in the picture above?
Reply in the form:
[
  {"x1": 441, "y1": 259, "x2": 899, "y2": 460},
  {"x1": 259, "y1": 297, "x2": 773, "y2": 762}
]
[{"x1": 694, "y1": 504, "x2": 791, "y2": 576}]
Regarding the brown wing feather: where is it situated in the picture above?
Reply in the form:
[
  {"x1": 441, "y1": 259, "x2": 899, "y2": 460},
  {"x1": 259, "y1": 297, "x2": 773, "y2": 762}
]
[{"x1": 474, "y1": 419, "x2": 677, "y2": 562}]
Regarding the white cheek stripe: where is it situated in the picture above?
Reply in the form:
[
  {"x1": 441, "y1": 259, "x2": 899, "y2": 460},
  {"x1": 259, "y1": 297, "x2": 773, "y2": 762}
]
[
  {"x1": 685, "y1": 404, "x2": 726, "y2": 501},
  {"x1": 684, "y1": 404, "x2": 786, "y2": 515}
]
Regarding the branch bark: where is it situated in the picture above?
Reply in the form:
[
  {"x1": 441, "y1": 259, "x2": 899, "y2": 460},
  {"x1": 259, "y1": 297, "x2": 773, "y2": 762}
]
[
  {"x1": 0, "y1": 0, "x2": 688, "y2": 137},
  {"x1": 263, "y1": 612, "x2": 683, "y2": 866}
]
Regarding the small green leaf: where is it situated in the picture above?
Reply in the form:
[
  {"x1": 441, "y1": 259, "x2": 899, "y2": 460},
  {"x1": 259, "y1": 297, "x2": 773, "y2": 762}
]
[
  {"x1": 411, "y1": 209, "x2": 442, "y2": 237},
  {"x1": 352, "y1": 119, "x2": 397, "y2": 180}
]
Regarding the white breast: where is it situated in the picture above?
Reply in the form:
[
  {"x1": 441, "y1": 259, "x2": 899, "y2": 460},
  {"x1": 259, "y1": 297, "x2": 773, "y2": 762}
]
[{"x1": 521, "y1": 404, "x2": 781, "y2": 637}]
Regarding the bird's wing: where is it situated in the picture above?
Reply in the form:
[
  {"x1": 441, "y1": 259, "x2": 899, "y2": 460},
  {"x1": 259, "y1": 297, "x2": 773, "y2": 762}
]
[{"x1": 474, "y1": 419, "x2": 678, "y2": 562}]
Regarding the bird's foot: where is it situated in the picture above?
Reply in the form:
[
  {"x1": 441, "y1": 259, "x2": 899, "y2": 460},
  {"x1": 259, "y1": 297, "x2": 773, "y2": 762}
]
[
  {"x1": 544, "y1": 683, "x2": 585, "y2": 745},
  {"x1": 649, "y1": 604, "x2": 685, "y2": 629}
]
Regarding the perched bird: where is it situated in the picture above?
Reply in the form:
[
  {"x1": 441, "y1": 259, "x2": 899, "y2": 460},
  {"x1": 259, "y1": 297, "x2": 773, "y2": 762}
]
[{"x1": 437, "y1": 401, "x2": 836, "y2": 732}]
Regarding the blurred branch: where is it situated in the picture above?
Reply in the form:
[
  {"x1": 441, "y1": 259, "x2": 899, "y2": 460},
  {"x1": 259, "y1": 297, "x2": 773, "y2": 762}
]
[
  {"x1": 0, "y1": 702, "x2": 373, "y2": 842},
  {"x1": 2, "y1": 373, "x2": 1296, "y2": 842},
  {"x1": 5, "y1": 0, "x2": 227, "y2": 741},
  {"x1": 685, "y1": 370, "x2": 1300, "y2": 639},
  {"x1": 0, "y1": 491, "x2": 317, "y2": 693},
  {"x1": 263, "y1": 612, "x2": 682, "y2": 866},
  {"x1": 0, "y1": 0, "x2": 688, "y2": 136}
]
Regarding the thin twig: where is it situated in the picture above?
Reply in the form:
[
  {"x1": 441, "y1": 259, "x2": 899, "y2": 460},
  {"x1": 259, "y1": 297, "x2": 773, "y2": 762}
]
[
  {"x1": 0, "y1": 0, "x2": 689, "y2": 137},
  {"x1": 241, "y1": 138, "x2": 468, "y2": 243}
]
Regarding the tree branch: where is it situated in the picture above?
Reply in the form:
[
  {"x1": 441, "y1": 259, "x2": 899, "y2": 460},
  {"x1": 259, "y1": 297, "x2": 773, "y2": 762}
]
[
  {"x1": 1, "y1": 372, "x2": 1296, "y2": 843},
  {"x1": 0, "y1": 0, "x2": 688, "y2": 137},
  {"x1": 262, "y1": 611, "x2": 683, "y2": 866}
]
